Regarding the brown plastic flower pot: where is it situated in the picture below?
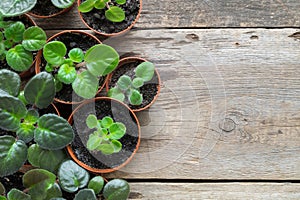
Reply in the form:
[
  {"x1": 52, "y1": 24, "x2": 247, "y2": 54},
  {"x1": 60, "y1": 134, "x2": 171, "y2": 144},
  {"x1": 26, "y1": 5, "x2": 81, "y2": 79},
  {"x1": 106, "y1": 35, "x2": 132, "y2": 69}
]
[
  {"x1": 106, "y1": 57, "x2": 161, "y2": 112},
  {"x1": 77, "y1": 0, "x2": 142, "y2": 37},
  {"x1": 67, "y1": 97, "x2": 141, "y2": 173},
  {"x1": 35, "y1": 30, "x2": 108, "y2": 105},
  {"x1": 28, "y1": 2, "x2": 75, "y2": 18}
]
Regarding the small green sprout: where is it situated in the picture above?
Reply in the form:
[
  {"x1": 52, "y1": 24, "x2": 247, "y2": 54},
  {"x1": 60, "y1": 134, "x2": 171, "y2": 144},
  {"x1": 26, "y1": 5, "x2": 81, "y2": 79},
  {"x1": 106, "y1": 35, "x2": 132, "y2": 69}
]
[
  {"x1": 79, "y1": 0, "x2": 126, "y2": 22},
  {"x1": 86, "y1": 114, "x2": 126, "y2": 155},
  {"x1": 108, "y1": 61, "x2": 155, "y2": 105}
]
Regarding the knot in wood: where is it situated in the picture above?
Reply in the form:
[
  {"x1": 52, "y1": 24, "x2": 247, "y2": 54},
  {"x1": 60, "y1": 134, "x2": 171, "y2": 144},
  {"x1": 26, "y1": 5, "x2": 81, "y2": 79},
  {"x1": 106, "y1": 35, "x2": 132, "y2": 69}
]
[{"x1": 219, "y1": 118, "x2": 236, "y2": 133}]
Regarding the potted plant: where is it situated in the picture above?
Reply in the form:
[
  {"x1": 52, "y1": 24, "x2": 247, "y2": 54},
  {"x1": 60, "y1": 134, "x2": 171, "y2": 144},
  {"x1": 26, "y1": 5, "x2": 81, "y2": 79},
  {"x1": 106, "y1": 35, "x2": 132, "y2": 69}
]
[
  {"x1": 35, "y1": 30, "x2": 119, "y2": 104},
  {"x1": 0, "y1": 0, "x2": 37, "y2": 17},
  {"x1": 77, "y1": 0, "x2": 142, "y2": 36},
  {"x1": 67, "y1": 97, "x2": 141, "y2": 173},
  {"x1": 28, "y1": 0, "x2": 76, "y2": 18},
  {"x1": 106, "y1": 57, "x2": 161, "y2": 112}
]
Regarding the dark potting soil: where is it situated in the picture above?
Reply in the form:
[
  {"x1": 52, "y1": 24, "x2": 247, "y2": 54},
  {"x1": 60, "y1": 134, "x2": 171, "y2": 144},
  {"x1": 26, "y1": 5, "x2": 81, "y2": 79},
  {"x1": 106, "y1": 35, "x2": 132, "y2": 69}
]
[
  {"x1": 108, "y1": 60, "x2": 159, "y2": 110},
  {"x1": 80, "y1": 0, "x2": 140, "y2": 34},
  {"x1": 30, "y1": 0, "x2": 65, "y2": 17},
  {"x1": 70, "y1": 99, "x2": 139, "y2": 169},
  {"x1": 0, "y1": 172, "x2": 25, "y2": 194},
  {"x1": 38, "y1": 32, "x2": 106, "y2": 103}
]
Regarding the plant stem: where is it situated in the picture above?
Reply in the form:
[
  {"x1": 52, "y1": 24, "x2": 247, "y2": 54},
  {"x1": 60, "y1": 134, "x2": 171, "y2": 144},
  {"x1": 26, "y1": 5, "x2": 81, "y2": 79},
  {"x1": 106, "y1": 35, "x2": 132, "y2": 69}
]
[
  {"x1": 106, "y1": 0, "x2": 111, "y2": 9},
  {"x1": 75, "y1": 62, "x2": 86, "y2": 68}
]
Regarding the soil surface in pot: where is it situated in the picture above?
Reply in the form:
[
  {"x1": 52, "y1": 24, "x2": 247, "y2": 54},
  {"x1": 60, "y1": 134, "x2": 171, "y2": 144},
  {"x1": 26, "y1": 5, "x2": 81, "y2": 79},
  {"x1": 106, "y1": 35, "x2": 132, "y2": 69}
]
[
  {"x1": 108, "y1": 60, "x2": 159, "y2": 110},
  {"x1": 70, "y1": 99, "x2": 139, "y2": 170},
  {"x1": 80, "y1": 0, "x2": 140, "y2": 34},
  {"x1": 30, "y1": 0, "x2": 64, "y2": 16},
  {"x1": 38, "y1": 32, "x2": 105, "y2": 103},
  {"x1": 0, "y1": 172, "x2": 25, "y2": 194},
  {"x1": 0, "y1": 15, "x2": 37, "y2": 72}
]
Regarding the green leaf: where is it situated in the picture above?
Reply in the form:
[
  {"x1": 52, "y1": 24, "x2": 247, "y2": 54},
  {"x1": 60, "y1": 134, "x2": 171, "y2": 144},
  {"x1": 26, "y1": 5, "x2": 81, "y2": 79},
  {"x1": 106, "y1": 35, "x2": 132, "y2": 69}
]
[
  {"x1": 109, "y1": 122, "x2": 126, "y2": 140},
  {"x1": 107, "y1": 88, "x2": 125, "y2": 102},
  {"x1": 7, "y1": 189, "x2": 31, "y2": 200},
  {"x1": 85, "y1": 44, "x2": 119, "y2": 76},
  {"x1": 51, "y1": 0, "x2": 75, "y2": 8},
  {"x1": 6, "y1": 44, "x2": 33, "y2": 72},
  {"x1": 16, "y1": 123, "x2": 35, "y2": 143},
  {"x1": 54, "y1": 77, "x2": 63, "y2": 92},
  {"x1": 23, "y1": 169, "x2": 56, "y2": 200},
  {"x1": 74, "y1": 189, "x2": 96, "y2": 200},
  {"x1": 34, "y1": 114, "x2": 74, "y2": 150},
  {"x1": 105, "y1": 6, "x2": 125, "y2": 22},
  {"x1": 39, "y1": 149, "x2": 67, "y2": 173},
  {"x1": 0, "y1": 93, "x2": 26, "y2": 131},
  {"x1": 57, "y1": 64, "x2": 77, "y2": 84},
  {"x1": 101, "y1": 116, "x2": 113, "y2": 128},
  {"x1": 22, "y1": 26, "x2": 47, "y2": 51},
  {"x1": 94, "y1": 0, "x2": 105, "y2": 9},
  {"x1": 103, "y1": 179, "x2": 130, "y2": 200},
  {"x1": 88, "y1": 176, "x2": 104, "y2": 195},
  {"x1": 58, "y1": 160, "x2": 90, "y2": 193},
  {"x1": 72, "y1": 70, "x2": 98, "y2": 99},
  {"x1": 68, "y1": 48, "x2": 84, "y2": 63},
  {"x1": 0, "y1": 136, "x2": 27, "y2": 177},
  {"x1": 45, "y1": 63, "x2": 54, "y2": 73},
  {"x1": 0, "y1": 196, "x2": 6, "y2": 200},
  {"x1": 78, "y1": 0, "x2": 95, "y2": 13},
  {"x1": 18, "y1": 91, "x2": 28, "y2": 105},
  {"x1": 0, "y1": 69, "x2": 20, "y2": 97},
  {"x1": 24, "y1": 109, "x2": 39, "y2": 123},
  {"x1": 116, "y1": 0, "x2": 126, "y2": 4},
  {"x1": 87, "y1": 132, "x2": 102, "y2": 151},
  {"x1": 0, "y1": 182, "x2": 5, "y2": 195},
  {"x1": 135, "y1": 62, "x2": 155, "y2": 82},
  {"x1": 4, "y1": 22, "x2": 25, "y2": 42},
  {"x1": 43, "y1": 41, "x2": 67, "y2": 66},
  {"x1": 86, "y1": 114, "x2": 98, "y2": 129},
  {"x1": 24, "y1": 72, "x2": 55, "y2": 109},
  {"x1": 117, "y1": 75, "x2": 132, "y2": 91},
  {"x1": 0, "y1": 0, "x2": 37, "y2": 17},
  {"x1": 132, "y1": 77, "x2": 144, "y2": 89},
  {"x1": 97, "y1": 143, "x2": 114, "y2": 155},
  {"x1": 28, "y1": 144, "x2": 43, "y2": 167},
  {"x1": 129, "y1": 89, "x2": 143, "y2": 105},
  {"x1": 50, "y1": 198, "x2": 66, "y2": 200},
  {"x1": 111, "y1": 139, "x2": 122, "y2": 153},
  {"x1": 45, "y1": 183, "x2": 62, "y2": 200}
]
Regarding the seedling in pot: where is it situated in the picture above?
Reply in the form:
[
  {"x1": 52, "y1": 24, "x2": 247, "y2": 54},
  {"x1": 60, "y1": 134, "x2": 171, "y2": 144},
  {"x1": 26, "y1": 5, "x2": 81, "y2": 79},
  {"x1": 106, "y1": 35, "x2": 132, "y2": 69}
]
[
  {"x1": 79, "y1": 0, "x2": 127, "y2": 22},
  {"x1": 86, "y1": 114, "x2": 126, "y2": 155},
  {"x1": 108, "y1": 61, "x2": 155, "y2": 105},
  {"x1": 0, "y1": 17, "x2": 46, "y2": 72},
  {"x1": 42, "y1": 40, "x2": 119, "y2": 99}
]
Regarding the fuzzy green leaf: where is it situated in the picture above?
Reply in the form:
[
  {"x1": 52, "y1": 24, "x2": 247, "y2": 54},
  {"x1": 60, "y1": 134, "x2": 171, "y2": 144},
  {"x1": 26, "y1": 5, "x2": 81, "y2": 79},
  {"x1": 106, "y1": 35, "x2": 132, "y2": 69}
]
[
  {"x1": 129, "y1": 89, "x2": 143, "y2": 105},
  {"x1": 88, "y1": 176, "x2": 104, "y2": 195},
  {"x1": 4, "y1": 22, "x2": 25, "y2": 42},
  {"x1": 58, "y1": 160, "x2": 90, "y2": 193},
  {"x1": 87, "y1": 132, "x2": 102, "y2": 151},
  {"x1": 16, "y1": 123, "x2": 35, "y2": 143},
  {"x1": 94, "y1": 0, "x2": 105, "y2": 9},
  {"x1": 22, "y1": 26, "x2": 47, "y2": 51},
  {"x1": 105, "y1": 6, "x2": 125, "y2": 22},
  {"x1": 51, "y1": 0, "x2": 75, "y2": 8},
  {"x1": 43, "y1": 41, "x2": 67, "y2": 66},
  {"x1": 7, "y1": 189, "x2": 31, "y2": 200},
  {"x1": 39, "y1": 149, "x2": 67, "y2": 173},
  {"x1": 28, "y1": 144, "x2": 43, "y2": 167},
  {"x1": 101, "y1": 116, "x2": 113, "y2": 128},
  {"x1": 0, "y1": 136, "x2": 28, "y2": 177},
  {"x1": 72, "y1": 70, "x2": 98, "y2": 99},
  {"x1": 45, "y1": 183, "x2": 63, "y2": 200},
  {"x1": 116, "y1": 0, "x2": 126, "y2": 4},
  {"x1": 135, "y1": 61, "x2": 155, "y2": 82},
  {"x1": 57, "y1": 64, "x2": 77, "y2": 84},
  {"x1": 0, "y1": 182, "x2": 5, "y2": 195},
  {"x1": 86, "y1": 114, "x2": 98, "y2": 129},
  {"x1": 0, "y1": 69, "x2": 20, "y2": 97},
  {"x1": 68, "y1": 48, "x2": 84, "y2": 63},
  {"x1": 74, "y1": 189, "x2": 96, "y2": 200},
  {"x1": 34, "y1": 114, "x2": 74, "y2": 150},
  {"x1": 117, "y1": 75, "x2": 131, "y2": 91},
  {"x1": 78, "y1": 0, "x2": 95, "y2": 12},
  {"x1": 107, "y1": 88, "x2": 125, "y2": 102},
  {"x1": 85, "y1": 44, "x2": 119, "y2": 76},
  {"x1": 97, "y1": 143, "x2": 115, "y2": 155},
  {"x1": 0, "y1": 0, "x2": 37, "y2": 17},
  {"x1": 132, "y1": 77, "x2": 144, "y2": 88},
  {"x1": 24, "y1": 72, "x2": 55, "y2": 109},
  {"x1": 0, "y1": 196, "x2": 6, "y2": 200},
  {"x1": 6, "y1": 44, "x2": 33, "y2": 72},
  {"x1": 103, "y1": 179, "x2": 130, "y2": 200},
  {"x1": 109, "y1": 122, "x2": 126, "y2": 140},
  {"x1": 111, "y1": 139, "x2": 122, "y2": 153}
]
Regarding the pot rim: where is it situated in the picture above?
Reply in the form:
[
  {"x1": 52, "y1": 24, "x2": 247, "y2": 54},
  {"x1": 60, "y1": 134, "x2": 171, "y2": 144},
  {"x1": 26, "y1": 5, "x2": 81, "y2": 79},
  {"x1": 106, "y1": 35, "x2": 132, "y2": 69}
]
[
  {"x1": 66, "y1": 97, "x2": 141, "y2": 173},
  {"x1": 28, "y1": 2, "x2": 75, "y2": 18}
]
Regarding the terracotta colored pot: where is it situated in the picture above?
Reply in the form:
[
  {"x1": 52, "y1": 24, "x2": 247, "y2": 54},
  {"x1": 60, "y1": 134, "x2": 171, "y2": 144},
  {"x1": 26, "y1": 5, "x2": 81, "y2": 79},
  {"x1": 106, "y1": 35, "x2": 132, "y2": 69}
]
[
  {"x1": 28, "y1": 2, "x2": 75, "y2": 18},
  {"x1": 106, "y1": 57, "x2": 161, "y2": 112},
  {"x1": 35, "y1": 30, "x2": 108, "y2": 105},
  {"x1": 67, "y1": 97, "x2": 141, "y2": 173},
  {"x1": 77, "y1": 0, "x2": 142, "y2": 37}
]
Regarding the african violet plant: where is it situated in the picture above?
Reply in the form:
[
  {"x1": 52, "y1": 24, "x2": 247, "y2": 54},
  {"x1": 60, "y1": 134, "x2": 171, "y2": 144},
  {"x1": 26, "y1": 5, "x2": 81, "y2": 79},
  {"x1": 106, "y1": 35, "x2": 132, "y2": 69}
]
[
  {"x1": 86, "y1": 114, "x2": 126, "y2": 155},
  {"x1": 79, "y1": 0, "x2": 126, "y2": 22},
  {"x1": 43, "y1": 41, "x2": 119, "y2": 99},
  {"x1": 0, "y1": 18, "x2": 46, "y2": 72},
  {"x1": 108, "y1": 61, "x2": 155, "y2": 105}
]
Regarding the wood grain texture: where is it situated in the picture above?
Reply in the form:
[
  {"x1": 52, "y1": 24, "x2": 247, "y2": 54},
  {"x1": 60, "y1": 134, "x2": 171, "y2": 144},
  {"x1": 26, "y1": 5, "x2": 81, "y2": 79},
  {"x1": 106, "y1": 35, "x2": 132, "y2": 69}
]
[
  {"x1": 128, "y1": 182, "x2": 300, "y2": 200},
  {"x1": 33, "y1": 0, "x2": 300, "y2": 30}
]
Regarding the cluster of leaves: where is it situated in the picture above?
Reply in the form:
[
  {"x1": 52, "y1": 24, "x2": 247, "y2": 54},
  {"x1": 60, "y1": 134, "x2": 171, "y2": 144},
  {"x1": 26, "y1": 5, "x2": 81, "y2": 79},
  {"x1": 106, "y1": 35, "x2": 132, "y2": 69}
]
[
  {"x1": 79, "y1": 0, "x2": 127, "y2": 22},
  {"x1": 43, "y1": 41, "x2": 119, "y2": 99},
  {"x1": 0, "y1": 160, "x2": 130, "y2": 200},
  {"x1": 0, "y1": 18, "x2": 46, "y2": 72},
  {"x1": 108, "y1": 61, "x2": 155, "y2": 105},
  {"x1": 86, "y1": 114, "x2": 126, "y2": 155}
]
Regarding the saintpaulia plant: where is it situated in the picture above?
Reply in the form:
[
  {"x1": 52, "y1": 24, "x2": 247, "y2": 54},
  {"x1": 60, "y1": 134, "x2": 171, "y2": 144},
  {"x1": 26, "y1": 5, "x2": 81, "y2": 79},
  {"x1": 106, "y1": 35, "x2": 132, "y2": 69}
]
[
  {"x1": 0, "y1": 18, "x2": 46, "y2": 72},
  {"x1": 86, "y1": 114, "x2": 126, "y2": 155},
  {"x1": 108, "y1": 61, "x2": 155, "y2": 105},
  {"x1": 78, "y1": 0, "x2": 126, "y2": 22},
  {"x1": 0, "y1": 69, "x2": 74, "y2": 178},
  {"x1": 42, "y1": 41, "x2": 119, "y2": 99}
]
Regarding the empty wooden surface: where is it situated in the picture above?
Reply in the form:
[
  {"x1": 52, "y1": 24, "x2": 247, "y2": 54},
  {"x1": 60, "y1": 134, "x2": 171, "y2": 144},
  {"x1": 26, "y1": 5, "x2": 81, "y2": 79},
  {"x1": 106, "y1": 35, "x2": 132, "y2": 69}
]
[{"x1": 36, "y1": 0, "x2": 300, "y2": 199}]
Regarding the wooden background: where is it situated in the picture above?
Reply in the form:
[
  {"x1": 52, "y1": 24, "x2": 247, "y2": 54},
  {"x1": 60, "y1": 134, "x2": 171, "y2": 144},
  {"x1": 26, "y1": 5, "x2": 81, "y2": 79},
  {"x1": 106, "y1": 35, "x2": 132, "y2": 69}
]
[{"x1": 35, "y1": 0, "x2": 300, "y2": 199}]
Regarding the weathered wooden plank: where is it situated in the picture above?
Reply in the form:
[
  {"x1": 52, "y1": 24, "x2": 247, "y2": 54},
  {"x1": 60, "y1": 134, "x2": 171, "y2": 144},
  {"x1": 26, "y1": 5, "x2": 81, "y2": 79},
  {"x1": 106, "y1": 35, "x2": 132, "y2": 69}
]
[
  {"x1": 33, "y1": 0, "x2": 300, "y2": 30},
  {"x1": 128, "y1": 182, "x2": 300, "y2": 200}
]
